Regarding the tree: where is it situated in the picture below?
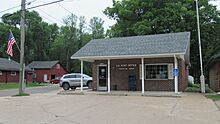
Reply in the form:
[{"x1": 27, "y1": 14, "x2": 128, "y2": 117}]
[
  {"x1": 0, "y1": 11, "x2": 59, "y2": 63},
  {"x1": 89, "y1": 17, "x2": 105, "y2": 39},
  {"x1": 0, "y1": 11, "x2": 105, "y2": 76},
  {"x1": 49, "y1": 14, "x2": 92, "y2": 74},
  {"x1": 104, "y1": 0, "x2": 220, "y2": 82}
]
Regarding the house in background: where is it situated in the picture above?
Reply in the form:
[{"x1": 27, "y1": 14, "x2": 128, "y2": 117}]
[
  {"x1": 71, "y1": 32, "x2": 190, "y2": 93},
  {"x1": 206, "y1": 53, "x2": 220, "y2": 92},
  {"x1": 0, "y1": 58, "x2": 33, "y2": 83},
  {"x1": 27, "y1": 61, "x2": 67, "y2": 83}
]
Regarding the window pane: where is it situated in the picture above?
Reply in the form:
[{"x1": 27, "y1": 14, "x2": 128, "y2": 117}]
[
  {"x1": 146, "y1": 64, "x2": 168, "y2": 79},
  {"x1": 76, "y1": 75, "x2": 81, "y2": 78}
]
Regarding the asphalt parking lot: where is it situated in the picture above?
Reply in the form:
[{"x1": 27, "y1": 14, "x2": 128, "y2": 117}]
[{"x1": 0, "y1": 93, "x2": 219, "y2": 124}]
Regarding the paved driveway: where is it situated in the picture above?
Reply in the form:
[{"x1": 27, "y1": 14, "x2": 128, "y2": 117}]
[{"x1": 0, "y1": 93, "x2": 219, "y2": 124}]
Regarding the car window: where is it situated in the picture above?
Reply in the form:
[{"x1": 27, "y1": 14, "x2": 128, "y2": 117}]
[
  {"x1": 75, "y1": 75, "x2": 81, "y2": 78},
  {"x1": 84, "y1": 75, "x2": 90, "y2": 78},
  {"x1": 64, "y1": 75, "x2": 70, "y2": 79},
  {"x1": 64, "y1": 75, "x2": 76, "y2": 78},
  {"x1": 69, "y1": 75, "x2": 76, "y2": 78}
]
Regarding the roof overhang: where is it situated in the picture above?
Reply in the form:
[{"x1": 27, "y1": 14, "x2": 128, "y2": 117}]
[{"x1": 71, "y1": 52, "x2": 187, "y2": 63}]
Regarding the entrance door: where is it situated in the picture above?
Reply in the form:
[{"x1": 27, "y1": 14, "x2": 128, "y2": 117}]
[
  {"x1": 51, "y1": 74, "x2": 55, "y2": 80},
  {"x1": 44, "y1": 74, "x2": 48, "y2": 82},
  {"x1": 98, "y1": 66, "x2": 107, "y2": 91}
]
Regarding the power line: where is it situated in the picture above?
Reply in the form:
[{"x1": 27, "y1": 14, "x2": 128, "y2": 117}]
[
  {"x1": 0, "y1": 5, "x2": 20, "y2": 14},
  {"x1": 40, "y1": 15, "x2": 59, "y2": 24},
  {"x1": 57, "y1": 3, "x2": 73, "y2": 15},
  {"x1": 27, "y1": 0, "x2": 38, "y2": 5},
  {"x1": 27, "y1": 0, "x2": 64, "y2": 10},
  {"x1": 37, "y1": 8, "x2": 64, "y2": 25},
  {"x1": 0, "y1": 0, "x2": 38, "y2": 14}
]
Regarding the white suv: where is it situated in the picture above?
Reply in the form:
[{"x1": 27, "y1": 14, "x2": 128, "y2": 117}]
[{"x1": 59, "y1": 73, "x2": 93, "y2": 90}]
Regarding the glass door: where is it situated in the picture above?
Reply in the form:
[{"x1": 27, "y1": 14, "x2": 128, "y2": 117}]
[{"x1": 98, "y1": 66, "x2": 107, "y2": 91}]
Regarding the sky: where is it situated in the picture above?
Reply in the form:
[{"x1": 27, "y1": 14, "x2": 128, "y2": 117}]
[
  {"x1": 0, "y1": 0, "x2": 220, "y2": 31},
  {"x1": 0, "y1": 0, "x2": 116, "y2": 30}
]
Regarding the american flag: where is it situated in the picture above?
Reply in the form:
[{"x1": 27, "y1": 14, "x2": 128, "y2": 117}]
[{"x1": 7, "y1": 31, "x2": 16, "y2": 57}]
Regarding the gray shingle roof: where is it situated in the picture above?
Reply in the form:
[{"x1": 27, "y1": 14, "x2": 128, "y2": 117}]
[
  {"x1": 71, "y1": 32, "x2": 190, "y2": 59},
  {"x1": 27, "y1": 61, "x2": 59, "y2": 69},
  {"x1": 0, "y1": 58, "x2": 31, "y2": 71}
]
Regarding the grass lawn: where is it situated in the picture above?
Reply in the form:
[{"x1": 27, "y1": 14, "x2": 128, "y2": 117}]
[
  {"x1": 0, "y1": 83, "x2": 49, "y2": 90},
  {"x1": 206, "y1": 95, "x2": 220, "y2": 101},
  {"x1": 185, "y1": 84, "x2": 214, "y2": 93},
  {"x1": 12, "y1": 93, "x2": 30, "y2": 97}
]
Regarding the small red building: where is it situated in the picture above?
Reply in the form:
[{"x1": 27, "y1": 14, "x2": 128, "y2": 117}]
[
  {"x1": 206, "y1": 53, "x2": 220, "y2": 92},
  {"x1": 27, "y1": 61, "x2": 67, "y2": 83},
  {"x1": 0, "y1": 58, "x2": 33, "y2": 83}
]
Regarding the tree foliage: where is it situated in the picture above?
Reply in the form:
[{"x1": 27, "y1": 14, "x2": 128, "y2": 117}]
[
  {"x1": 104, "y1": 0, "x2": 220, "y2": 82},
  {"x1": 89, "y1": 17, "x2": 105, "y2": 39},
  {"x1": 0, "y1": 11, "x2": 105, "y2": 75}
]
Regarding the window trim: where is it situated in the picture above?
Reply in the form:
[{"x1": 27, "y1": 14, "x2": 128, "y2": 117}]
[
  {"x1": 145, "y1": 63, "x2": 169, "y2": 80},
  {"x1": 10, "y1": 71, "x2": 16, "y2": 76},
  {"x1": 56, "y1": 64, "x2": 60, "y2": 69}
]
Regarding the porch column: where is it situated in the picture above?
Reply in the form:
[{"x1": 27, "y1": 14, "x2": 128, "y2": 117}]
[
  {"x1": 174, "y1": 55, "x2": 178, "y2": 94},
  {"x1": 108, "y1": 59, "x2": 110, "y2": 93},
  {"x1": 141, "y1": 58, "x2": 144, "y2": 95},
  {"x1": 81, "y1": 60, "x2": 83, "y2": 92}
]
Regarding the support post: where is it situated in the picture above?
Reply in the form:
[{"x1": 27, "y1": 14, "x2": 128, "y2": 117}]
[
  {"x1": 81, "y1": 60, "x2": 83, "y2": 92},
  {"x1": 141, "y1": 58, "x2": 144, "y2": 95},
  {"x1": 19, "y1": 0, "x2": 26, "y2": 94},
  {"x1": 174, "y1": 55, "x2": 178, "y2": 94},
  {"x1": 108, "y1": 59, "x2": 110, "y2": 93}
]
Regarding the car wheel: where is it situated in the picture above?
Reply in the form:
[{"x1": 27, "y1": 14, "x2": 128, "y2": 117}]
[
  {"x1": 87, "y1": 81, "x2": 92, "y2": 88},
  {"x1": 63, "y1": 83, "x2": 70, "y2": 90},
  {"x1": 71, "y1": 87, "x2": 76, "y2": 90}
]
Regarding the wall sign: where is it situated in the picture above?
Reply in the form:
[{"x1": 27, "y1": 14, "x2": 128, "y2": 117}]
[
  {"x1": 173, "y1": 68, "x2": 179, "y2": 76},
  {"x1": 115, "y1": 64, "x2": 137, "y2": 71}
]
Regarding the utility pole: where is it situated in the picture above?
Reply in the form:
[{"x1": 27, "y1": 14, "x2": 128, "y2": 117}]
[
  {"x1": 195, "y1": 0, "x2": 205, "y2": 93},
  {"x1": 19, "y1": 0, "x2": 26, "y2": 94}
]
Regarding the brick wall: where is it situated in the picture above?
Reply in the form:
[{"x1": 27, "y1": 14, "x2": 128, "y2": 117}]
[
  {"x1": 92, "y1": 57, "x2": 188, "y2": 92},
  {"x1": 0, "y1": 71, "x2": 8, "y2": 83},
  {"x1": 34, "y1": 63, "x2": 67, "y2": 82},
  {"x1": 0, "y1": 71, "x2": 33, "y2": 83},
  {"x1": 0, "y1": 71, "x2": 19, "y2": 83},
  {"x1": 219, "y1": 62, "x2": 220, "y2": 91},
  {"x1": 209, "y1": 62, "x2": 220, "y2": 92}
]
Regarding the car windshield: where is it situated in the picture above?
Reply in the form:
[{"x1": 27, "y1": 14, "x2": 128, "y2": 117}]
[{"x1": 83, "y1": 74, "x2": 90, "y2": 78}]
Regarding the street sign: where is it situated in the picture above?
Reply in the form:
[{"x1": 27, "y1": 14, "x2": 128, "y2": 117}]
[{"x1": 173, "y1": 68, "x2": 179, "y2": 76}]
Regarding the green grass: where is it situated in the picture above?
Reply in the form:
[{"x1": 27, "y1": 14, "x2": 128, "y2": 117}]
[
  {"x1": 185, "y1": 84, "x2": 214, "y2": 93},
  {"x1": 206, "y1": 95, "x2": 220, "y2": 101},
  {"x1": 0, "y1": 83, "x2": 49, "y2": 90},
  {"x1": 12, "y1": 93, "x2": 30, "y2": 97}
]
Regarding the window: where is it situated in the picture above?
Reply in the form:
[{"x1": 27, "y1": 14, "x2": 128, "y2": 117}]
[
  {"x1": 64, "y1": 75, "x2": 76, "y2": 79},
  {"x1": 75, "y1": 75, "x2": 81, "y2": 78},
  {"x1": 56, "y1": 64, "x2": 60, "y2": 69},
  {"x1": 64, "y1": 75, "x2": 70, "y2": 79},
  {"x1": 146, "y1": 64, "x2": 168, "y2": 79},
  {"x1": 0, "y1": 71, "x2": 2, "y2": 75},
  {"x1": 11, "y1": 71, "x2": 16, "y2": 76}
]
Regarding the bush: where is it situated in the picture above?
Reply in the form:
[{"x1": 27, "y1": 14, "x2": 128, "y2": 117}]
[{"x1": 185, "y1": 84, "x2": 214, "y2": 93}]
